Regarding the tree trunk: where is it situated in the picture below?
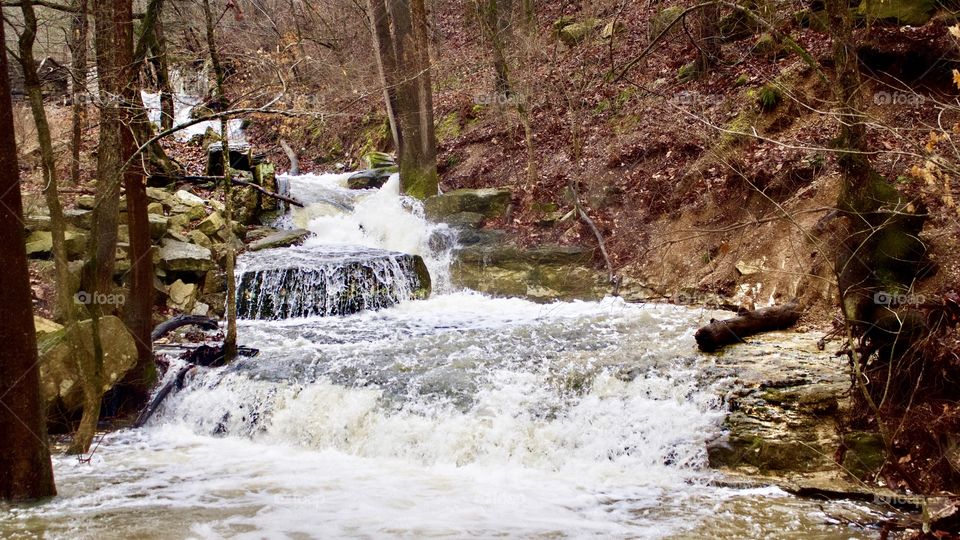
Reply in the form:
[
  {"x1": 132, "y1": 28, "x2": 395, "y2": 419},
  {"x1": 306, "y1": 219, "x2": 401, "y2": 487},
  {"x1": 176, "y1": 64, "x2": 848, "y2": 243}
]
[
  {"x1": 119, "y1": 0, "x2": 156, "y2": 412},
  {"x1": 69, "y1": 0, "x2": 88, "y2": 185},
  {"x1": 0, "y1": 17, "x2": 57, "y2": 501},
  {"x1": 18, "y1": 0, "x2": 76, "y2": 325},
  {"x1": 391, "y1": 0, "x2": 439, "y2": 199},
  {"x1": 155, "y1": 19, "x2": 175, "y2": 132},
  {"x1": 203, "y1": 0, "x2": 238, "y2": 363},
  {"x1": 71, "y1": 0, "x2": 131, "y2": 454},
  {"x1": 477, "y1": 0, "x2": 512, "y2": 97},
  {"x1": 368, "y1": 0, "x2": 401, "y2": 151},
  {"x1": 694, "y1": 2, "x2": 721, "y2": 76},
  {"x1": 369, "y1": 0, "x2": 439, "y2": 200}
]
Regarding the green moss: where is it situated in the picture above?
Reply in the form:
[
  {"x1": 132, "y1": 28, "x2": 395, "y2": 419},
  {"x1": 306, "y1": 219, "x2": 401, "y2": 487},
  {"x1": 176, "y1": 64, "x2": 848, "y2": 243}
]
[
  {"x1": 400, "y1": 166, "x2": 439, "y2": 200},
  {"x1": 650, "y1": 6, "x2": 684, "y2": 39},
  {"x1": 842, "y1": 431, "x2": 885, "y2": 479},
  {"x1": 857, "y1": 0, "x2": 937, "y2": 26},
  {"x1": 734, "y1": 74, "x2": 749, "y2": 87},
  {"x1": 436, "y1": 112, "x2": 462, "y2": 143},
  {"x1": 677, "y1": 61, "x2": 701, "y2": 83}
]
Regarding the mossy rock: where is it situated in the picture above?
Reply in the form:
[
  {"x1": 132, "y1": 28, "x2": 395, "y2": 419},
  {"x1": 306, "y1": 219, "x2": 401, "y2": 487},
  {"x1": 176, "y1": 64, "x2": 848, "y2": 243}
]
[
  {"x1": 650, "y1": 6, "x2": 684, "y2": 39},
  {"x1": 38, "y1": 316, "x2": 138, "y2": 416},
  {"x1": 858, "y1": 0, "x2": 937, "y2": 26},
  {"x1": 677, "y1": 61, "x2": 701, "y2": 83},
  {"x1": 362, "y1": 151, "x2": 396, "y2": 169},
  {"x1": 424, "y1": 188, "x2": 512, "y2": 221},
  {"x1": 552, "y1": 15, "x2": 578, "y2": 33},
  {"x1": 558, "y1": 19, "x2": 600, "y2": 46},
  {"x1": 719, "y1": 9, "x2": 760, "y2": 41},
  {"x1": 436, "y1": 112, "x2": 462, "y2": 142},
  {"x1": 751, "y1": 33, "x2": 781, "y2": 58},
  {"x1": 842, "y1": 431, "x2": 885, "y2": 479}
]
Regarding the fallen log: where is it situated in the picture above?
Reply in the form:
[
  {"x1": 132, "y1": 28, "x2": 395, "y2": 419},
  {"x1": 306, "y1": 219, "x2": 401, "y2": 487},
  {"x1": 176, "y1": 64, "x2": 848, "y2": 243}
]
[
  {"x1": 695, "y1": 300, "x2": 802, "y2": 352},
  {"x1": 152, "y1": 314, "x2": 220, "y2": 341},
  {"x1": 133, "y1": 364, "x2": 193, "y2": 428}
]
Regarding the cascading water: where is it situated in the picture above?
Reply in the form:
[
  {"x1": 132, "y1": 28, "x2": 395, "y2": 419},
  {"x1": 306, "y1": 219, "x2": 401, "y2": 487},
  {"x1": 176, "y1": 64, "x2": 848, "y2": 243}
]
[
  {"x1": 0, "y1": 169, "x2": 887, "y2": 539},
  {"x1": 236, "y1": 246, "x2": 429, "y2": 320}
]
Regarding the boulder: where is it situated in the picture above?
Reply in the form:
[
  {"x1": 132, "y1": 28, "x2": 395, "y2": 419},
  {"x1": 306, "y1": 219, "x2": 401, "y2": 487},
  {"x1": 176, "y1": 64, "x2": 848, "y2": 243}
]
[
  {"x1": 166, "y1": 213, "x2": 191, "y2": 234},
  {"x1": 147, "y1": 202, "x2": 165, "y2": 215},
  {"x1": 247, "y1": 228, "x2": 312, "y2": 251},
  {"x1": 857, "y1": 0, "x2": 936, "y2": 26},
  {"x1": 24, "y1": 214, "x2": 51, "y2": 232},
  {"x1": 650, "y1": 6, "x2": 684, "y2": 39},
  {"x1": 38, "y1": 316, "x2": 138, "y2": 414},
  {"x1": 347, "y1": 168, "x2": 394, "y2": 190},
  {"x1": 175, "y1": 189, "x2": 206, "y2": 207},
  {"x1": 76, "y1": 195, "x2": 96, "y2": 210},
  {"x1": 146, "y1": 187, "x2": 175, "y2": 207},
  {"x1": 452, "y1": 244, "x2": 604, "y2": 302},
  {"x1": 197, "y1": 212, "x2": 225, "y2": 236},
  {"x1": 148, "y1": 214, "x2": 169, "y2": 239},
  {"x1": 63, "y1": 209, "x2": 92, "y2": 229},
  {"x1": 167, "y1": 279, "x2": 197, "y2": 311},
  {"x1": 188, "y1": 230, "x2": 213, "y2": 249},
  {"x1": 25, "y1": 230, "x2": 87, "y2": 259},
  {"x1": 361, "y1": 151, "x2": 396, "y2": 169},
  {"x1": 34, "y1": 316, "x2": 63, "y2": 336},
  {"x1": 558, "y1": 19, "x2": 600, "y2": 46},
  {"x1": 443, "y1": 212, "x2": 485, "y2": 229},
  {"x1": 424, "y1": 188, "x2": 512, "y2": 222},
  {"x1": 158, "y1": 238, "x2": 215, "y2": 272}
]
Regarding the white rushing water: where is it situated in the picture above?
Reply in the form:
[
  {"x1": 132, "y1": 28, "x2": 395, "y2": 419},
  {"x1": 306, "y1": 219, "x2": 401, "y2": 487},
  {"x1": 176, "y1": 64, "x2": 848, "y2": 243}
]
[
  {"x1": 0, "y1": 173, "x2": 884, "y2": 539},
  {"x1": 141, "y1": 91, "x2": 246, "y2": 143}
]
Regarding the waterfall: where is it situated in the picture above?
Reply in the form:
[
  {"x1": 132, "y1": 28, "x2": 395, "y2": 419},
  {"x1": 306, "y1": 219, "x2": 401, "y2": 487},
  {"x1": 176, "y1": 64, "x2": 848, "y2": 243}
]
[
  {"x1": 236, "y1": 171, "x2": 456, "y2": 321},
  {"x1": 236, "y1": 246, "x2": 429, "y2": 320}
]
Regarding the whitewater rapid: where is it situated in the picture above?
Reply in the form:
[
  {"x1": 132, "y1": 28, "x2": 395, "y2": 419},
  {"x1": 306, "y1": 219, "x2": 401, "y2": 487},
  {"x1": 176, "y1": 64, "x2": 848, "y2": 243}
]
[{"x1": 0, "y1": 172, "x2": 885, "y2": 539}]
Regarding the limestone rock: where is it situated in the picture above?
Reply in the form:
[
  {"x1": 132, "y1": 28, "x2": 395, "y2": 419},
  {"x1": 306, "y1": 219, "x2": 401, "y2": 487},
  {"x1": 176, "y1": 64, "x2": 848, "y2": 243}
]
[
  {"x1": 168, "y1": 279, "x2": 198, "y2": 311},
  {"x1": 424, "y1": 188, "x2": 512, "y2": 222},
  {"x1": 175, "y1": 189, "x2": 206, "y2": 207},
  {"x1": 25, "y1": 230, "x2": 87, "y2": 259},
  {"x1": 197, "y1": 212, "x2": 225, "y2": 236},
  {"x1": 34, "y1": 316, "x2": 63, "y2": 336},
  {"x1": 347, "y1": 168, "x2": 394, "y2": 190},
  {"x1": 149, "y1": 214, "x2": 169, "y2": 239},
  {"x1": 158, "y1": 238, "x2": 214, "y2": 272},
  {"x1": 188, "y1": 230, "x2": 213, "y2": 249},
  {"x1": 558, "y1": 19, "x2": 600, "y2": 46},
  {"x1": 247, "y1": 228, "x2": 312, "y2": 251},
  {"x1": 735, "y1": 258, "x2": 767, "y2": 277},
  {"x1": 38, "y1": 316, "x2": 138, "y2": 414}
]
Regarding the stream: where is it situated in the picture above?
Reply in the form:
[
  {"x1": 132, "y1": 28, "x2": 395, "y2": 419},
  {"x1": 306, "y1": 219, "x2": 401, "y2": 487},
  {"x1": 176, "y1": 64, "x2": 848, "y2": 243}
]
[{"x1": 0, "y1": 173, "x2": 889, "y2": 539}]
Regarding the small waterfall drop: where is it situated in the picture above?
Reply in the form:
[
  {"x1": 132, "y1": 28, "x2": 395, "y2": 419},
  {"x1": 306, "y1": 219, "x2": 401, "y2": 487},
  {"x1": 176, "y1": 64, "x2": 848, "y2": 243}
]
[{"x1": 236, "y1": 171, "x2": 456, "y2": 320}]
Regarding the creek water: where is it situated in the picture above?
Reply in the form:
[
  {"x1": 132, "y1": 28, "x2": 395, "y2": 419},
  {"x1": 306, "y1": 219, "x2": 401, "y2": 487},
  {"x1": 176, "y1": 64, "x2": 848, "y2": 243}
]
[{"x1": 0, "y1": 173, "x2": 887, "y2": 539}]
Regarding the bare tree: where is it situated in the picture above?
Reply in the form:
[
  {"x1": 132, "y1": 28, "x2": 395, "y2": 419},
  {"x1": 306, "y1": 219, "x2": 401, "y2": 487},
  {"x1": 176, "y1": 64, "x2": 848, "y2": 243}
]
[
  {"x1": 0, "y1": 14, "x2": 57, "y2": 501},
  {"x1": 367, "y1": 0, "x2": 439, "y2": 199},
  {"x1": 202, "y1": 0, "x2": 238, "y2": 363}
]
